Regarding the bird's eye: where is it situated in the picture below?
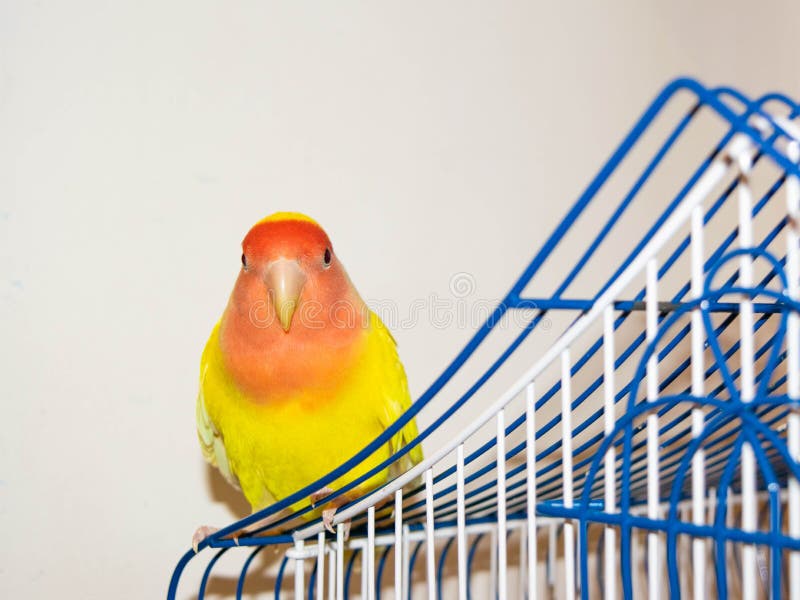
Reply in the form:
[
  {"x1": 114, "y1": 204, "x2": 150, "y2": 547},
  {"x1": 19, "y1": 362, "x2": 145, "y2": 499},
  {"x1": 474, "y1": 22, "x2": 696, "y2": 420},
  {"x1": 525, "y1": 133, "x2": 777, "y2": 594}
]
[
  {"x1": 241, "y1": 253, "x2": 247, "y2": 270},
  {"x1": 323, "y1": 247, "x2": 332, "y2": 267}
]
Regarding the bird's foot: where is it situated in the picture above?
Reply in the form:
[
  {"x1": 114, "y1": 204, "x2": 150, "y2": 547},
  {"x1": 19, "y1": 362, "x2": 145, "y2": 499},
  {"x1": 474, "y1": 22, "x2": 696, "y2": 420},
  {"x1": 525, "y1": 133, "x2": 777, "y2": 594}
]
[
  {"x1": 192, "y1": 525, "x2": 244, "y2": 552},
  {"x1": 322, "y1": 508, "x2": 336, "y2": 533},
  {"x1": 192, "y1": 525, "x2": 219, "y2": 553},
  {"x1": 322, "y1": 508, "x2": 351, "y2": 539},
  {"x1": 310, "y1": 486, "x2": 334, "y2": 507}
]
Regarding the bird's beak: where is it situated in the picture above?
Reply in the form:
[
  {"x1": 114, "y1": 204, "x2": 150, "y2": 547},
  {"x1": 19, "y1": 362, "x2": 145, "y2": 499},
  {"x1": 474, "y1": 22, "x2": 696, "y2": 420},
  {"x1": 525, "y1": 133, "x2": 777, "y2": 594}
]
[{"x1": 264, "y1": 258, "x2": 306, "y2": 332}]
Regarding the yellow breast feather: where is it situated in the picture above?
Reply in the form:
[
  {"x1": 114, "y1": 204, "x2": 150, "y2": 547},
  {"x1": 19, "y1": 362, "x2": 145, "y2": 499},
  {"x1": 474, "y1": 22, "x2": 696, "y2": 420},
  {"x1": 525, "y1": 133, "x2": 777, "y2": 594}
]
[{"x1": 196, "y1": 312, "x2": 422, "y2": 516}]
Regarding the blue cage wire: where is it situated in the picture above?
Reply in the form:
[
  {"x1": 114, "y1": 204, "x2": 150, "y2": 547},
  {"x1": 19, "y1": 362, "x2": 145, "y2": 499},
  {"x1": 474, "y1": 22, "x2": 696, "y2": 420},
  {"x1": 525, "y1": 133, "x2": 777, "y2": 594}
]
[{"x1": 169, "y1": 78, "x2": 800, "y2": 599}]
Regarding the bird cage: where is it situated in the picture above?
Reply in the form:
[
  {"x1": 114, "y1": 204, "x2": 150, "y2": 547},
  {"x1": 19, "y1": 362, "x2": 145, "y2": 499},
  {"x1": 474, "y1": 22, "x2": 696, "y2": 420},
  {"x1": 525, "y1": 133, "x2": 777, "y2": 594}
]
[{"x1": 168, "y1": 78, "x2": 800, "y2": 599}]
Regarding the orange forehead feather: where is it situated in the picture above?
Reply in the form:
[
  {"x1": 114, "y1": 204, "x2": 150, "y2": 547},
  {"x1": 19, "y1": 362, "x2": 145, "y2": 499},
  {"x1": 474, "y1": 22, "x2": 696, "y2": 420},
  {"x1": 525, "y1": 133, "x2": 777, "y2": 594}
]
[{"x1": 243, "y1": 213, "x2": 331, "y2": 258}]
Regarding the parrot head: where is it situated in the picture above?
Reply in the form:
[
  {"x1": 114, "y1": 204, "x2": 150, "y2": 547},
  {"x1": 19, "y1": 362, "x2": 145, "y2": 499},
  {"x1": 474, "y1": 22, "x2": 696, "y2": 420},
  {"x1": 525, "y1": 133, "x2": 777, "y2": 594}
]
[
  {"x1": 219, "y1": 212, "x2": 369, "y2": 397},
  {"x1": 237, "y1": 212, "x2": 348, "y2": 333}
]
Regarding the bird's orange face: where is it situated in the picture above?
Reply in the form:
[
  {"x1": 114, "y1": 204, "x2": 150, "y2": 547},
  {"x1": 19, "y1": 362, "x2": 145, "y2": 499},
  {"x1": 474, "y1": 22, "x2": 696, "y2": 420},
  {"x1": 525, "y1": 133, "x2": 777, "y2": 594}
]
[
  {"x1": 238, "y1": 217, "x2": 346, "y2": 332},
  {"x1": 219, "y1": 214, "x2": 369, "y2": 399}
]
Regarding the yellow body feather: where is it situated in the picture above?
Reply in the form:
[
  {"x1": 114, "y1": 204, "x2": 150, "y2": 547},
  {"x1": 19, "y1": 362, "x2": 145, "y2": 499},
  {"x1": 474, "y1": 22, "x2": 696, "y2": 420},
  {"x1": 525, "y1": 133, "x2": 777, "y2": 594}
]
[{"x1": 196, "y1": 311, "x2": 422, "y2": 514}]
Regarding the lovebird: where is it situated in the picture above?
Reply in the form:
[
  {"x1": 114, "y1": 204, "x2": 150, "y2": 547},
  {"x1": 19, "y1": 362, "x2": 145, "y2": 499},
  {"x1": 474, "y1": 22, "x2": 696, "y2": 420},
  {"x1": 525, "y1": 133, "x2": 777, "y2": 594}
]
[{"x1": 193, "y1": 212, "x2": 422, "y2": 550}]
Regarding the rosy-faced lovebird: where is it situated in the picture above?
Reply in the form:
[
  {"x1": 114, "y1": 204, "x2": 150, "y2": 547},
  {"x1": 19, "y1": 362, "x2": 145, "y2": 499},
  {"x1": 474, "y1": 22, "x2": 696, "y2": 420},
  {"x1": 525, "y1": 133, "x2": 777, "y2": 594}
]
[{"x1": 193, "y1": 212, "x2": 422, "y2": 550}]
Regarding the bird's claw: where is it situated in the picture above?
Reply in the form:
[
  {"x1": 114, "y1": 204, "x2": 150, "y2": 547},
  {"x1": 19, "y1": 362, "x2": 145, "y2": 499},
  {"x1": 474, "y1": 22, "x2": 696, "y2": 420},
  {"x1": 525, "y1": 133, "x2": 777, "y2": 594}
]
[
  {"x1": 322, "y1": 508, "x2": 351, "y2": 539},
  {"x1": 192, "y1": 525, "x2": 220, "y2": 553},
  {"x1": 322, "y1": 508, "x2": 336, "y2": 534},
  {"x1": 191, "y1": 525, "x2": 245, "y2": 552},
  {"x1": 310, "y1": 487, "x2": 334, "y2": 508}
]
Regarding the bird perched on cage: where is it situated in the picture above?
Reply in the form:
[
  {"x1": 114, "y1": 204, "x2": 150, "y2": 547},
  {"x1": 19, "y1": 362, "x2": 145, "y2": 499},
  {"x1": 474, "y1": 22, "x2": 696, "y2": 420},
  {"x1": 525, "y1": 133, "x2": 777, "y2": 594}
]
[{"x1": 192, "y1": 212, "x2": 422, "y2": 551}]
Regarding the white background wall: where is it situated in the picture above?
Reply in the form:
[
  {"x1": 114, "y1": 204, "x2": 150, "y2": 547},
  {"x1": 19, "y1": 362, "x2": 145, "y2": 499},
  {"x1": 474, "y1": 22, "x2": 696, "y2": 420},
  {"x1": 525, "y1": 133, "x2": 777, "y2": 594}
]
[{"x1": 2, "y1": 1, "x2": 799, "y2": 598}]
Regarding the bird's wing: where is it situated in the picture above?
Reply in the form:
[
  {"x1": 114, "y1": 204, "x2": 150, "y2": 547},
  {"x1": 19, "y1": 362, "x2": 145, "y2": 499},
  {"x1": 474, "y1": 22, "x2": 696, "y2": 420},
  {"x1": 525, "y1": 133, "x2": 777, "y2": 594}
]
[
  {"x1": 196, "y1": 340, "x2": 241, "y2": 491},
  {"x1": 371, "y1": 313, "x2": 424, "y2": 480}
]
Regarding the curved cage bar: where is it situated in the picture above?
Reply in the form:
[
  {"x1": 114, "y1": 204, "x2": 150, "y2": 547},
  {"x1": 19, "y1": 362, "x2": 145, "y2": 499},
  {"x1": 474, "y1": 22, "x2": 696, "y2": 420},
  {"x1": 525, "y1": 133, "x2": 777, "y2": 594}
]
[{"x1": 169, "y1": 77, "x2": 800, "y2": 599}]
